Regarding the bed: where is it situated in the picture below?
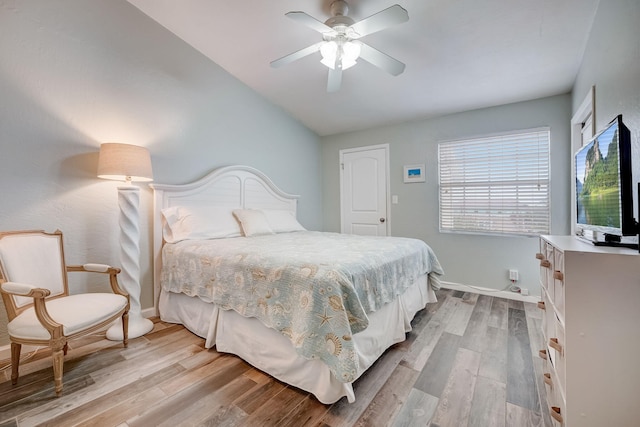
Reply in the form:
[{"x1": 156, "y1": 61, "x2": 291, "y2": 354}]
[{"x1": 151, "y1": 165, "x2": 443, "y2": 404}]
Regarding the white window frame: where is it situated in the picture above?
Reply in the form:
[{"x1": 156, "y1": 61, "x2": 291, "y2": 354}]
[{"x1": 438, "y1": 128, "x2": 551, "y2": 236}]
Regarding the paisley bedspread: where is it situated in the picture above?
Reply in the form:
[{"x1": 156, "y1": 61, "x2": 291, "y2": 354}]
[{"x1": 161, "y1": 231, "x2": 443, "y2": 382}]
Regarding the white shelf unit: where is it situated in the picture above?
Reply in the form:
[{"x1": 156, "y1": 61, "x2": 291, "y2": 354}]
[{"x1": 536, "y1": 235, "x2": 640, "y2": 426}]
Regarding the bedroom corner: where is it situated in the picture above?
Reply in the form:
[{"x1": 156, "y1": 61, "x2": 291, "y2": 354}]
[{"x1": 0, "y1": 0, "x2": 323, "y2": 349}]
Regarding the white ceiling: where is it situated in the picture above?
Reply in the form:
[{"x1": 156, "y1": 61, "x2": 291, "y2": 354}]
[{"x1": 127, "y1": 0, "x2": 600, "y2": 136}]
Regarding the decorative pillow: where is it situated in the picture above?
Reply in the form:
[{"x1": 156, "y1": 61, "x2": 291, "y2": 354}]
[
  {"x1": 161, "y1": 206, "x2": 242, "y2": 243},
  {"x1": 262, "y1": 209, "x2": 306, "y2": 233},
  {"x1": 232, "y1": 209, "x2": 275, "y2": 237}
]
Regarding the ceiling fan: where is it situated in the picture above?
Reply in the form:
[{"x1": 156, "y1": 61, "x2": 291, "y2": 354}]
[{"x1": 270, "y1": 1, "x2": 409, "y2": 92}]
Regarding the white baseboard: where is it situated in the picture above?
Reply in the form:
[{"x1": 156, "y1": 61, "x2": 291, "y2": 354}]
[
  {"x1": 440, "y1": 281, "x2": 539, "y2": 304},
  {"x1": 141, "y1": 307, "x2": 157, "y2": 318}
]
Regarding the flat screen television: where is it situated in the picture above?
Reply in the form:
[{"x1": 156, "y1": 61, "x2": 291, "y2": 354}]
[{"x1": 575, "y1": 114, "x2": 637, "y2": 246}]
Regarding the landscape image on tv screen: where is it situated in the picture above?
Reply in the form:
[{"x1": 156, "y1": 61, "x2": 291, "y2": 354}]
[{"x1": 575, "y1": 126, "x2": 622, "y2": 229}]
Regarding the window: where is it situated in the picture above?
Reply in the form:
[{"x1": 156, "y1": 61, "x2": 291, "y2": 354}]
[{"x1": 438, "y1": 129, "x2": 550, "y2": 236}]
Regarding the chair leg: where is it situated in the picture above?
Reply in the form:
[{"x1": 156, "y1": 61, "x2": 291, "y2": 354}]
[
  {"x1": 10, "y1": 342, "x2": 21, "y2": 385},
  {"x1": 52, "y1": 344, "x2": 65, "y2": 396},
  {"x1": 122, "y1": 311, "x2": 129, "y2": 348}
]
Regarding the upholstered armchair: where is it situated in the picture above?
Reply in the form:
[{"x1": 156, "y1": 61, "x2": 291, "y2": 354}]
[{"x1": 0, "y1": 230, "x2": 130, "y2": 396}]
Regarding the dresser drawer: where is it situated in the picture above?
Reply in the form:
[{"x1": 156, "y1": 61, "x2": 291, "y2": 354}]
[
  {"x1": 536, "y1": 241, "x2": 547, "y2": 291},
  {"x1": 542, "y1": 368, "x2": 566, "y2": 426},
  {"x1": 541, "y1": 291, "x2": 554, "y2": 344},
  {"x1": 545, "y1": 242, "x2": 556, "y2": 300},
  {"x1": 549, "y1": 389, "x2": 566, "y2": 426},
  {"x1": 552, "y1": 249, "x2": 565, "y2": 322},
  {"x1": 548, "y1": 320, "x2": 566, "y2": 399},
  {"x1": 540, "y1": 289, "x2": 566, "y2": 401},
  {"x1": 537, "y1": 240, "x2": 554, "y2": 295}
]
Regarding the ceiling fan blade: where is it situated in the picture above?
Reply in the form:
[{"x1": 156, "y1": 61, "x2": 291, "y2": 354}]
[
  {"x1": 327, "y1": 67, "x2": 342, "y2": 92},
  {"x1": 270, "y1": 41, "x2": 325, "y2": 68},
  {"x1": 359, "y1": 43, "x2": 405, "y2": 76},
  {"x1": 285, "y1": 11, "x2": 334, "y2": 34},
  {"x1": 349, "y1": 4, "x2": 409, "y2": 38}
]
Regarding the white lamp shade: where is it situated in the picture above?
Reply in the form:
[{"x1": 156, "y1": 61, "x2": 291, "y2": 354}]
[
  {"x1": 97, "y1": 143, "x2": 153, "y2": 182},
  {"x1": 320, "y1": 41, "x2": 338, "y2": 69},
  {"x1": 342, "y1": 41, "x2": 361, "y2": 63},
  {"x1": 320, "y1": 40, "x2": 360, "y2": 71}
]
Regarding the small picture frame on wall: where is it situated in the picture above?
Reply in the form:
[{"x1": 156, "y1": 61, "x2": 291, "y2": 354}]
[{"x1": 403, "y1": 164, "x2": 425, "y2": 183}]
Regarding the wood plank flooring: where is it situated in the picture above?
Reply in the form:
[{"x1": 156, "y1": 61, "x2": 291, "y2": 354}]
[{"x1": 0, "y1": 289, "x2": 553, "y2": 427}]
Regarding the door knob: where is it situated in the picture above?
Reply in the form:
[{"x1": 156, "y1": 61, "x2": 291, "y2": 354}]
[{"x1": 380, "y1": 218, "x2": 386, "y2": 223}]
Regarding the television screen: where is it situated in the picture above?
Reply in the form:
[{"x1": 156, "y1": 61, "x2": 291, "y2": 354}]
[{"x1": 575, "y1": 115, "x2": 635, "y2": 238}]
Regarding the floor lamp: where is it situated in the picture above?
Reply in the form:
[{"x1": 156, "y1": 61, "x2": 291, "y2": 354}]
[{"x1": 98, "y1": 142, "x2": 155, "y2": 340}]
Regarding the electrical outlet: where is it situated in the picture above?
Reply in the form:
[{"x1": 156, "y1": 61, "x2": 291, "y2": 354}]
[{"x1": 509, "y1": 269, "x2": 519, "y2": 281}]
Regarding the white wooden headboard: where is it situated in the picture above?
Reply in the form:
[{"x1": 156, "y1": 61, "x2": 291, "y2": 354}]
[{"x1": 149, "y1": 165, "x2": 300, "y2": 312}]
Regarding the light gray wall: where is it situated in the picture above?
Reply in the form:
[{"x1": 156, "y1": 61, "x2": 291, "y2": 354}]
[
  {"x1": 0, "y1": 0, "x2": 322, "y2": 344},
  {"x1": 322, "y1": 94, "x2": 572, "y2": 296},
  {"x1": 573, "y1": 0, "x2": 640, "y2": 132},
  {"x1": 572, "y1": 0, "x2": 640, "y2": 203},
  {"x1": 322, "y1": 0, "x2": 640, "y2": 298}
]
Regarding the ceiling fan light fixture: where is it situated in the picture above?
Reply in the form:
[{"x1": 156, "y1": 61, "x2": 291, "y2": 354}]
[
  {"x1": 320, "y1": 40, "x2": 361, "y2": 70},
  {"x1": 320, "y1": 41, "x2": 338, "y2": 69},
  {"x1": 271, "y1": 3, "x2": 408, "y2": 92},
  {"x1": 343, "y1": 40, "x2": 361, "y2": 62}
]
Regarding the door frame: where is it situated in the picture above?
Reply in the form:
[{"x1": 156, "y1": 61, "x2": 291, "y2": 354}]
[
  {"x1": 570, "y1": 86, "x2": 595, "y2": 235},
  {"x1": 339, "y1": 143, "x2": 391, "y2": 235}
]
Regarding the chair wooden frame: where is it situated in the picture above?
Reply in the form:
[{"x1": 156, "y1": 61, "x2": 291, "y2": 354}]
[{"x1": 0, "y1": 230, "x2": 130, "y2": 396}]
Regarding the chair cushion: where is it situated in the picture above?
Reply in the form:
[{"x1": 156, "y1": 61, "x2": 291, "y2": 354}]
[{"x1": 7, "y1": 293, "x2": 128, "y2": 341}]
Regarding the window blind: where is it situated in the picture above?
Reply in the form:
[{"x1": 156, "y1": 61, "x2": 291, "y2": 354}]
[{"x1": 438, "y1": 129, "x2": 550, "y2": 236}]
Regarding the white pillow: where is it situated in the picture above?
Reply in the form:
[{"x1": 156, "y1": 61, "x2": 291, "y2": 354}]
[
  {"x1": 262, "y1": 209, "x2": 306, "y2": 233},
  {"x1": 161, "y1": 206, "x2": 242, "y2": 243},
  {"x1": 232, "y1": 209, "x2": 275, "y2": 237}
]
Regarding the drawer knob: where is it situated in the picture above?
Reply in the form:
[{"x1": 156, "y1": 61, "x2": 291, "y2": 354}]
[
  {"x1": 549, "y1": 338, "x2": 563, "y2": 354},
  {"x1": 543, "y1": 373, "x2": 553, "y2": 386},
  {"x1": 537, "y1": 301, "x2": 546, "y2": 310},
  {"x1": 539, "y1": 349, "x2": 548, "y2": 360},
  {"x1": 553, "y1": 270, "x2": 564, "y2": 281},
  {"x1": 550, "y1": 406, "x2": 563, "y2": 423},
  {"x1": 535, "y1": 252, "x2": 544, "y2": 260},
  {"x1": 540, "y1": 259, "x2": 551, "y2": 269}
]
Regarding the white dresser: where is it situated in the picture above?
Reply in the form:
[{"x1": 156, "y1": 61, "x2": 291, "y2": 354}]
[{"x1": 536, "y1": 235, "x2": 640, "y2": 426}]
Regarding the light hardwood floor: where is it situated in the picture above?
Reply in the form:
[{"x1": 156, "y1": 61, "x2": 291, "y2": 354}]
[{"x1": 0, "y1": 289, "x2": 552, "y2": 427}]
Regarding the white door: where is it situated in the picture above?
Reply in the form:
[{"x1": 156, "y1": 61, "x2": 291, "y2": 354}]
[{"x1": 340, "y1": 145, "x2": 389, "y2": 236}]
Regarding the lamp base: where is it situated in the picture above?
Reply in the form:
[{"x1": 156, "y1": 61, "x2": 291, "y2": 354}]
[{"x1": 106, "y1": 314, "x2": 154, "y2": 341}]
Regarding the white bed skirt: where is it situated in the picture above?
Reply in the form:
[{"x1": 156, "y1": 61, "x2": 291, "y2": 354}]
[{"x1": 158, "y1": 274, "x2": 437, "y2": 404}]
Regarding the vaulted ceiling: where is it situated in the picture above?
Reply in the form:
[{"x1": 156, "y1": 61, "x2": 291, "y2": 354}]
[{"x1": 127, "y1": 0, "x2": 600, "y2": 136}]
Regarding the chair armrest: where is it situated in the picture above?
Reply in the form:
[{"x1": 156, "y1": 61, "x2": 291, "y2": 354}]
[
  {"x1": 1, "y1": 282, "x2": 61, "y2": 335},
  {"x1": 82, "y1": 263, "x2": 111, "y2": 273},
  {"x1": 67, "y1": 264, "x2": 128, "y2": 298},
  {"x1": 1, "y1": 281, "x2": 51, "y2": 298},
  {"x1": 67, "y1": 263, "x2": 116, "y2": 273}
]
